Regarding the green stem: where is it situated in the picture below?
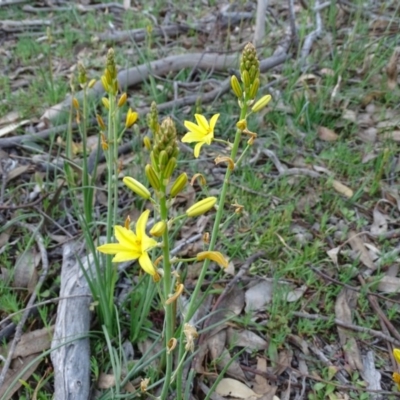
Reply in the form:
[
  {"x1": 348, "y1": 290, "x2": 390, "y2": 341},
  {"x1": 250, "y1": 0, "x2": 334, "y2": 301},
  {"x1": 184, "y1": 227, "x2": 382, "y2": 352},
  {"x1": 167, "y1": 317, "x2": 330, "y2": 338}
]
[
  {"x1": 103, "y1": 96, "x2": 117, "y2": 334},
  {"x1": 175, "y1": 103, "x2": 248, "y2": 399},
  {"x1": 159, "y1": 183, "x2": 174, "y2": 400}
]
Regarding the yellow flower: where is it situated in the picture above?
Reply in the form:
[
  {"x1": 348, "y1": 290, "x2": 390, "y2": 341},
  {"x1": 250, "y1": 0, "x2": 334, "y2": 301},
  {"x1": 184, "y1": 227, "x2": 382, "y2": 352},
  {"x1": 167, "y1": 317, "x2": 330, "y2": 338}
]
[
  {"x1": 393, "y1": 372, "x2": 400, "y2": 390},
  {"x1": 97, "y1": 210, "x2": 158, "y2": 276},
  {"x1": 393, "y1": 348, "x2": 400, "y2": 390},
  {"x1": 182, "y1": 114, "x2": 219, "y2": 158},
  {"x1": 394, "y1": 348, "x2": 400, "y2": 364}
]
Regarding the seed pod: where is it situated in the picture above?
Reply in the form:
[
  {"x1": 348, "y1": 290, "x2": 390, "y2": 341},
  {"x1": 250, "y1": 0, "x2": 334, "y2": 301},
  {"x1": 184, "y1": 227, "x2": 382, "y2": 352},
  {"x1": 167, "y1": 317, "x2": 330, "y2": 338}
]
[
  {"x1": 186, "y1": 197, "x2": 217, "y2": 217},
  {"x1": 170, "y1": 172, "x2": 187, "y2": 198}
]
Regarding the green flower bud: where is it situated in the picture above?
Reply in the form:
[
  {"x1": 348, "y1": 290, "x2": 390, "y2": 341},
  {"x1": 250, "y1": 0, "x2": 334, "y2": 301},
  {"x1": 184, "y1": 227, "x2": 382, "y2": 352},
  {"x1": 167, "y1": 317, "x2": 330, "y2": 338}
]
[
  {"x1": 123, "y1": 177, "x2": 151, "y2": 199},
  {"x1": 164, "y1": 157, "x2": 177, "y2": 180},
  {"x1": 230, "y1": 75, "x2": 243, "y2": 98},
  {"x1": 170, "y1": 172, "x2": 187, "y2": 198},
  {"x1": 251, "y1": 94, "x2": 272, "y2": 113},
  {"x1": 150, "y1": 221, "x2": 167, "y2": 237},
  {"x1": 159, "y1": 150, "x2": 168, "y2": 168},
  {"x1": 249, "y1": 78, "x2": 260, "y2": 100},
  {"x1": 186, "y1": 197, "x2": 217, "y2": 217},
  {"x1": 145, "y1": 164, "x2": 160, "y2": 191}
]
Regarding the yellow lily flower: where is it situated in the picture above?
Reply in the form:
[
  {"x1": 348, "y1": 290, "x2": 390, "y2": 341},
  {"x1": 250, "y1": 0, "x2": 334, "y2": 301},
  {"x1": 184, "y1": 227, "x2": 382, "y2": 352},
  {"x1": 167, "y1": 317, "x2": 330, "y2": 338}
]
[
  {"x1": 393, "y1": 348, "x2": 400, "y2": 390},
  {"x1": 97, "y1": 210, "x2": 158, "y2": 276},
  {"x1": 182, "y1": 113, "x2": 220, "y2": 158}
]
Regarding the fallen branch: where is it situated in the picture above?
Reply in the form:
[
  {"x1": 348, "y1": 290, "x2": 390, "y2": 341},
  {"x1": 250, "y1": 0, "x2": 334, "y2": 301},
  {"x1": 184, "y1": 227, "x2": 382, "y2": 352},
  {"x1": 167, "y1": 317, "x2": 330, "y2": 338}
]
[
  {"x1": 50, "y1": 242, "x2": 93, "y2": 400},
  {"x1": 293, "y1": 311, "x2": 400, "y2": 346}
]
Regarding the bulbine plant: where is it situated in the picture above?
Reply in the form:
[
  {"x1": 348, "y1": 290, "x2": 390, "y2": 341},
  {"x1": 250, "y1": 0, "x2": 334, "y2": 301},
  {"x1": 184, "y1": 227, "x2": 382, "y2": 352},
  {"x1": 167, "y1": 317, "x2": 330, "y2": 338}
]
[{"x1": 76, "y1": 44, "x2": 271, "y2": 398}]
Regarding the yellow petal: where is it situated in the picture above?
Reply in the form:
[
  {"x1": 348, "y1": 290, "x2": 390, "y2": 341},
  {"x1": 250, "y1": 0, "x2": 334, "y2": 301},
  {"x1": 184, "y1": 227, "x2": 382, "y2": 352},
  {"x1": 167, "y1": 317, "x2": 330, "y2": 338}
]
[
  {"x1": 209, "y1": 114, "x2": 220, "y2": 131},
  {"x1": 196, "y1": 251, "x2": 228, "y2": 268},
  {"x1": 393, "y1": 372, "x2": 400, "y2": 384},
  {"x1": 97, "y1": 243, "x2": 124, "y2": 255},
  {"x1": 182, "y1": 131, "x2": 205, "y2": 143},
  {"x1": 139, "y1": 252, "x2": 157, "y2": 276},
  {"x1": 112, "y1": 251, "x2": 141, "y2": 262},
  {"x1": 194, "y1": 114, "x2": 209, "y2": 132},
  {"x1": 142, "y1": 234, "x2": 157, "y2": 252},
  {"x1": 114, "y1": 225, "x2": 138, "y2": 248},
  {"x1": 203, "y1": 132, "x2": 213, "y2": 145},
  {"x1": 394, "y1": 349, "x2": 400, "y2": 364},
  {"x1": 184, "y1": 121, "x2": 206, "y2": 137},
  {"x1": 194, "y1": 141, "x2": 204, "y2": 158},
  {"x1": 136, "y1": 210, "x2": 150, "y2": 240}
]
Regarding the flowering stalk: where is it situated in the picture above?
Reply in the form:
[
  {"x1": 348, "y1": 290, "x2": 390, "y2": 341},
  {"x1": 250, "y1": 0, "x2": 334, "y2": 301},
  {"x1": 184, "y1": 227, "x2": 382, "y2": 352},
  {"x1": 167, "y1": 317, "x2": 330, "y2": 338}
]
[
  {"x1": 101, "y1": 49, "x2": 120, "y2": 334},
  {"x1": 176, "y1": 43, "x2": 262, "y2": 399}
]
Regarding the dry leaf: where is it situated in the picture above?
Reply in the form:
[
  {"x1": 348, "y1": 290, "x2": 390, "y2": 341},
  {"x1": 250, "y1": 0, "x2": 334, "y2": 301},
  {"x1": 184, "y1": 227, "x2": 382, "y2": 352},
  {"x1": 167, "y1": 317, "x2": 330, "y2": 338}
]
[
  {"x1": 226, "y1": 328, "x2": 268, "y2": 352},
  {"x1": 327, "y1": 246, "x2": 340, "y2": 265},
  {"x1": 215, "y1": 378, "x2": 262, "y2": 399},
  {"x1": 317, "y1": 126, "x2": 339, "y2": 141},
  {"x1": 362, "y1": 351, "x2": 382, "y2": 393},
  {"x1": 0, "y1": 326, "x2": 54, "y2": 359},
  {"x1": 332, "y1": 180, "x2": 354, "y2": 198},
  {"x1": 381, "y1": 130, "x2": 400, "y2": 142},
  {"x1": 286, "y1": 285, "x2": 307, "y2": 302},
  {"x1": 386, "y1": 48, "x2": 399, "y2": 90},
  {"x1": 97, "y1": 373, "x2": 116, "y2": 389},
  {"x1": 215, "y1": 349, "x2": 247, "y2": 381},
  {"x1": 245, "y1": 281, "x2": 273, "y2": 312},
  {"x1": 375, "y1": 275, "x2": 400, "y2": 293},
  {"x1": 370, "y1": 207, "x2": 387, "y2": 235},
  {"x1": 0, "y1": 354, "x2": 41, "y2": 399},
  {"x1": 253, "y1": 357, "x2": 277, "y2": 398},
  {"x1": 208, "y1": 329, "x2": 226, "y2": 360},
  {"x1": 0, "y1": 119, "x2": 30, "y2": 137},
  {"x1": 335, "y1": 288, "x2": 363, "y2": 371},
  {"x1": 13, "y1": 248, "x2": 40, "y2": 290},
  {"x1": 348, "y1": 231, "x2": 376, "y2": 271},
  {"x1": 342, "y1": 109, "x2": 357, "y2": 123}
]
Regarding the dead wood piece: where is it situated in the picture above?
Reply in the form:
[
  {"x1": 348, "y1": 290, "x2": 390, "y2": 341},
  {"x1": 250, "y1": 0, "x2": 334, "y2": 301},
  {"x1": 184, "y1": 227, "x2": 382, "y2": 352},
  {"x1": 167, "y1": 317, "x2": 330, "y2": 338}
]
[
  {"x1": 95, "y1": 23, "x2": 191, "y2": 43},
  {"x1": 0, "y1": 0, "x2": 28, "y2": 6},
  {"x1": 0, "y1": 19, "x2": 52, "y2": 32},
  {"x1": 23, "y1": 3, "x2": 124, "y2": 13},
  {"x1": 299, "y1": 0, "x2": 323, "y2": 66},
  {"x1": 51, "y1": 241, "x2": 93, "y2": 400},
  {"x1": 293, "y1": 311, "x2": 400, "y2": 346},
  {"x1": 96, "y1": 11, "x2": 254, "y2": 43},
  {"x1": 253, "y1": 0, "x2": 268, "y2": 47}
]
